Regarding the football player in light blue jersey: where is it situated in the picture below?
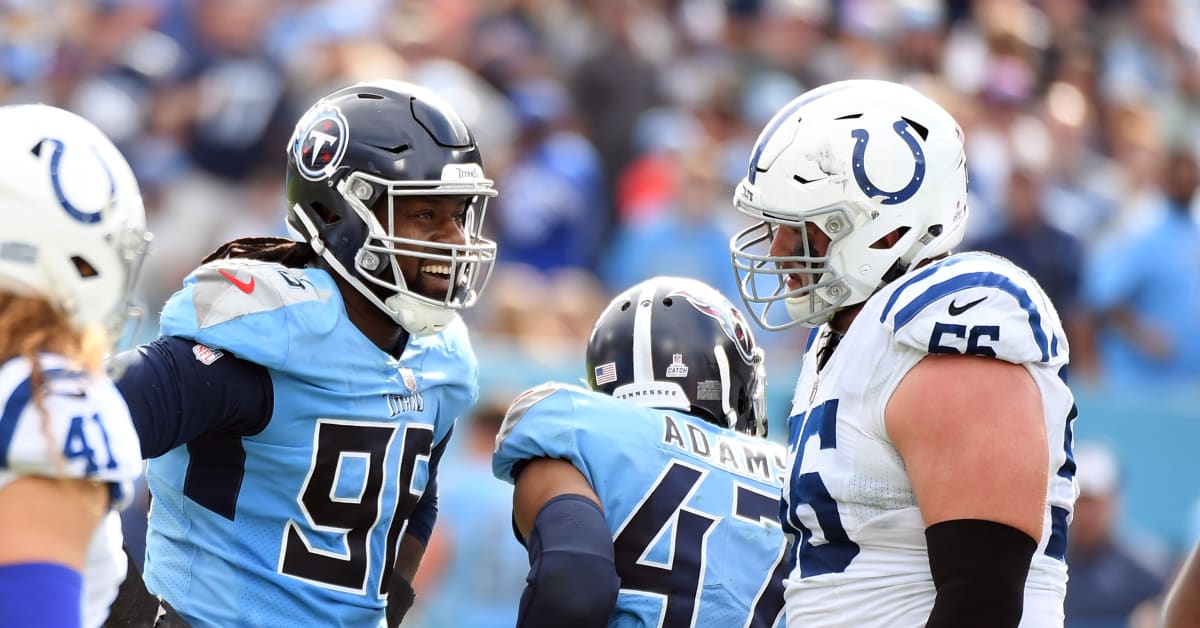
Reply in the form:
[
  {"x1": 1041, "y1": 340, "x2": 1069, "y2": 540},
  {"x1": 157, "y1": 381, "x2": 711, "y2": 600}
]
[
  {"x1": 730, "y1": 79, "x2": 1077, "y2": 627},
  {"x1": 0, "y1": 104, "x2": 152, "y2": 628},
  {"x1": 493, "y1": 276, "x2": 789, "y2": 628},
  {"x1": 111, "y1": 80, "x2": 498, "y2": 627}
]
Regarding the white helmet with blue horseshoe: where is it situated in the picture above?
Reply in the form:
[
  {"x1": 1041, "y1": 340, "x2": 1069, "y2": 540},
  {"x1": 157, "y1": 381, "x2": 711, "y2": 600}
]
[
  {"x1": 730, "y1": 79, "x2": 969, "y2": 329},
  {"x1": 0, "y1": 104, "x2": 151, "y2": 346}
]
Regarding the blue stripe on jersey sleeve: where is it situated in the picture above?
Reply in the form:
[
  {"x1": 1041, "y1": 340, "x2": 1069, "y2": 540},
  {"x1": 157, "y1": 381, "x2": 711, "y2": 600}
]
[
  {"x1": 0, "y1": 369, "x2": 66, "y2": 468},
  {"x1": 878, "y1": 256, "x2": 977, "y2": 323},
  {"x1": 0, "y1": 378, "x2": 33, "y2": 468},
  {"x1": 803, "y1": 328, "x2": 819, "y2": 352},
  {"x1": 891, "y1": 271, "x2": 1051, "y2": 362}
]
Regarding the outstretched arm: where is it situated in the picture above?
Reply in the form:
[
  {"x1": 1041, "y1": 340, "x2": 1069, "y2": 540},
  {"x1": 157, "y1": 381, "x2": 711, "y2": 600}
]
[
  {"x1": 0, "y1": 477, "x2": 107, "y2": 628},
  {"x1": 510, "y1": 457, "x2": 620, "y2": 628},
  {"x1": 111, "y1": 336, "x2": 272, "y2": 458},
  {"x1": 887, "y1": 354, "x2": 1047, "y2": 628}
]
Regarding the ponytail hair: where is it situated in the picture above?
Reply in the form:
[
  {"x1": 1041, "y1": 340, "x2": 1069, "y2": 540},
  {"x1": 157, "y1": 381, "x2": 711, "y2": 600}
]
[{"x1": 202, "y1": 237, "x2": 317, "y2": 268}]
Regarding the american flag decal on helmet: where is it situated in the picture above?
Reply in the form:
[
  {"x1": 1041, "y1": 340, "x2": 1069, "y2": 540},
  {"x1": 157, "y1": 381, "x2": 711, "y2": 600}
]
[{"x1": 594, "y1": 362, "x2": 617, "y2": 385}]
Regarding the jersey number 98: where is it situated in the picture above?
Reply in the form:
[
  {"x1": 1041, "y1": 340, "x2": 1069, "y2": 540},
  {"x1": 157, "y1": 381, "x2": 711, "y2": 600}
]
[{"x1": 279, "y1": 420, "x2": 433, "y2": 596}]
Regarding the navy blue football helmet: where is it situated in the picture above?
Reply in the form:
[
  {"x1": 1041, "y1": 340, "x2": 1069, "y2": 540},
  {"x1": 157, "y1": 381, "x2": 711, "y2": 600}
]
[
  {"x1": 586, "y1": 276, "x2": 768, "y2": 437},
  {"x1": 285, "y1": 79, "x2": 497, "y2": 335}
]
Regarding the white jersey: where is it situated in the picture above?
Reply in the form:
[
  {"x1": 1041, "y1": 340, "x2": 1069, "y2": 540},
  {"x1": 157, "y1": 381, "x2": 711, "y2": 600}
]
[
  {"x1": 780, "y1": 253, "x2": 1077, "y2": 628},
  {"x1": 0, "y1": 354, "x2": 142, "y2": 628}
]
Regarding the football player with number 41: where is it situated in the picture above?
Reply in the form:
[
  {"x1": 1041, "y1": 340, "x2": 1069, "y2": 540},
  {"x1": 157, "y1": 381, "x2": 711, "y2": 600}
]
[
  {"x1": 493, "y1": 276, "x2": 789, "y2": 628},
  {"x1": 0, "y1": 104, "x2": 151, "y2": 628},
  {"x1": 729, "y1": 79, "x2": 1077, "y2": 627}
]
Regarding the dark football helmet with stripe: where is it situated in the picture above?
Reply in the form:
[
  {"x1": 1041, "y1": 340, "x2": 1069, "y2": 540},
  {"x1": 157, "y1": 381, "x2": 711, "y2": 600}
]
[
  {"x1": 285, "y1": 80, "x2": 497, "y2": 336},
  {"x1": 586, "y1": 276, "x2": 768, "y2": 437}
]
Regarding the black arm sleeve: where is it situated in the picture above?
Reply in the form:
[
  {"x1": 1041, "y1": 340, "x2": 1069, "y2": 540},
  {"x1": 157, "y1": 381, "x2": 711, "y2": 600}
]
[
  {"x1": 925, "y1": 519, "x2": 1038, "y2": 628},
  {"x1": 111, "y1": 336, "x2": 274, "y2": 458},
  {"x1": 516, "y1": 494, "x2": 619, "y2": 628},
  {"x1": 402, "y1": 424, "x2": 453, "y2": 547}
]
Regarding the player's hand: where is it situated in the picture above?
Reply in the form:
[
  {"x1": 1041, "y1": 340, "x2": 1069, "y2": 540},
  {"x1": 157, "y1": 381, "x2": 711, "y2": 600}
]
[{"x1": 386, "y1": 575, "x2": 416, "y2": 628}]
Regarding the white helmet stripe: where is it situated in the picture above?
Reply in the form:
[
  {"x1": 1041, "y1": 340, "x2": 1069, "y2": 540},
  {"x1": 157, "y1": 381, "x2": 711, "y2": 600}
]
[{"x1": 632, "y1": 282, "x2": 658, "y2": 383}]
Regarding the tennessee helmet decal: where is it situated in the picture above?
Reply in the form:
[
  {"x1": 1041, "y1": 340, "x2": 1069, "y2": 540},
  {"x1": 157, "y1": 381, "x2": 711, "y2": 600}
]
[
  {"x1": 670, "y1": 288, "x2": 757, "y2": 364},
  {"x1": 292, "y1": 106, "x2": 349, "y2": 181}
]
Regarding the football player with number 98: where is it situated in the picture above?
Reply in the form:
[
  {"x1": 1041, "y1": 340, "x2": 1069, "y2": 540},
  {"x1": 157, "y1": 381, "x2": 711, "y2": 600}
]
[
  {"x1": 729, "y1": 79, "x2": 1077, "y2": 627},
  {"x1": 112, "y1": 80, "x2": 497, "y2": 627}
]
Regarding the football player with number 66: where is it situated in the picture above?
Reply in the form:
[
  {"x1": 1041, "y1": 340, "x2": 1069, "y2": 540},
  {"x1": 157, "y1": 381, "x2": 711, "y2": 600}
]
[{"x1": 729, "y1": 79, "x2": 1077, "y2": 627}]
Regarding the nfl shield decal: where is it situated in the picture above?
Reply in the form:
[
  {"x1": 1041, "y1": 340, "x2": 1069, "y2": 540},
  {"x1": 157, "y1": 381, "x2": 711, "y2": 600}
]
[
  {"x1": 293, "y1": 106, "x2": 349, "y2": 181},
  {"x1": 665, "y1": 353, "x2": 689, "y2": 378},
  {"x1": 192, "y1": 343, "x2": 224, "y2": 365},
  {"x1": 399, "y1": 367, "x2": 418, "y2": 392}
]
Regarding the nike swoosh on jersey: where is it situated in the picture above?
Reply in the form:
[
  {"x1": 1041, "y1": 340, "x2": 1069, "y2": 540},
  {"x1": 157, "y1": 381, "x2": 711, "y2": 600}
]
[
  {"x1": 947, "y1": 296, "x2": 986, "y2": 316},
  {"x1": 217, "y1": 269, "x2": 256, "y2": 294}
]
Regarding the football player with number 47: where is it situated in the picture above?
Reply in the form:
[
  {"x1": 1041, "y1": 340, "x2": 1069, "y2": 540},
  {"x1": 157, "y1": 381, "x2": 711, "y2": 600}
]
[
  {"x1": 729, "y1": 79, "x2": 1077, "y2": 627},
  {"x1": 493, "y1": 276, "x2": 789, "y2": 628}
]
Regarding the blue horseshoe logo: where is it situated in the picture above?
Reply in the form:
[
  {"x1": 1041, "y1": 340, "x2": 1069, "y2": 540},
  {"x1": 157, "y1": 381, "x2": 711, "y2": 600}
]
[
  {"x1": 850, "y1": 119, "x2": 925, "y2": 205},
  {"x1": 45, "y1": 138, "x2": 113, "y2": 224}
]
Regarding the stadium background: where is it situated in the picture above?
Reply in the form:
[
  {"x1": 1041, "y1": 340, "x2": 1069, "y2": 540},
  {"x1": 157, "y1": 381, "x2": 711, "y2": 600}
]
[{"x1": 3, "y1": 0, "x2": 1198, "y2": 626}]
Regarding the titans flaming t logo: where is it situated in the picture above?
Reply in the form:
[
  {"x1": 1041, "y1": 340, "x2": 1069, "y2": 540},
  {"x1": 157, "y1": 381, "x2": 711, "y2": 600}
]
[{"x1": 293, "y1": 106, "x2": 349, "y2": 181}]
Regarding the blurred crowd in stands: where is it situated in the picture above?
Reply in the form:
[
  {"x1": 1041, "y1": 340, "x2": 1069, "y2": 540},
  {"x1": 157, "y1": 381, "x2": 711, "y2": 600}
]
[
  {"x1": 5, "y1": 0, "x2": 1200, "y2": 626},
  {"x1": 5, "y1": 0, "x2": 1199, "y2": 389}
]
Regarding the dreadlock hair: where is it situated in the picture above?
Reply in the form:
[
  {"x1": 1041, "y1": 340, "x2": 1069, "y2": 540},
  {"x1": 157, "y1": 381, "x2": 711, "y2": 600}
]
[
  {"x1": 0, "y1": 291, "x2": 108, "y2": 470},
  {"x1": 202, "y1": 237, "x2": 317, "y2": 267}
]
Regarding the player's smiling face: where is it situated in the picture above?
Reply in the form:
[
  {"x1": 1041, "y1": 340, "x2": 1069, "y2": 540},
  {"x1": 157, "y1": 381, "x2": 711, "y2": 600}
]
[
  {"x1": 375, "y1": 195, "x2": 469, "y2": 300},
  {"x1": 768, "y1": 222, "x2": 831, "y2": 290}
]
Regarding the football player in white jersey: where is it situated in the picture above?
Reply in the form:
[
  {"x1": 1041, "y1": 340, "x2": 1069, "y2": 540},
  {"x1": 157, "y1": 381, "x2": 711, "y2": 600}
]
[
  {"x1": 0, "y1": 105, "x2": 151, "y2": 627},
  {"x1": 729, "y1": 79, "x2": 1077, "y2": 627}
]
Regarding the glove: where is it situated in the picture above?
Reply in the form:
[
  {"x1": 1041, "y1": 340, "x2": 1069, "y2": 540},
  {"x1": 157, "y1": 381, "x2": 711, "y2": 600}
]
[{"x1": 386, "y1": 575, "x2": 416, "y2": 628}]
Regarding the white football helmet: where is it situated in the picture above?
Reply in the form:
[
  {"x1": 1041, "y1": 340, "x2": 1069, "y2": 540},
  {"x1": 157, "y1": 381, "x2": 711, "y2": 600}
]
[
  {"x1": 730, "y1": 79, "x2": 969, "y2": 329},
  {"x1": 0, "y1": 104, "x2": 151, "y2": 347}
]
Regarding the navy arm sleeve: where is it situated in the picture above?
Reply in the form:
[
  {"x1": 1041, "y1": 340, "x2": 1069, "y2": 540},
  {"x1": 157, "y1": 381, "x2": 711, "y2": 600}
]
[
  {"x1": 516, "y1": 494, "x2": 619, "y2": 628},
  {"x1": 403, "y1": 424, "x2": 453, "y2": 547},
  {"x1": 111, "y1": 336, "x2": 273, "y2": 458}
]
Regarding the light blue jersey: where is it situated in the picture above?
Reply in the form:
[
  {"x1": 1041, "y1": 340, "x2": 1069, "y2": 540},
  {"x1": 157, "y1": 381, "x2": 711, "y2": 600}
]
[
  {"x1": 144, "y1": 259, "x2": 477, "y2": 627},
  {"x1": 493, "y1": 383, "x2": 788, "y2": 628}
]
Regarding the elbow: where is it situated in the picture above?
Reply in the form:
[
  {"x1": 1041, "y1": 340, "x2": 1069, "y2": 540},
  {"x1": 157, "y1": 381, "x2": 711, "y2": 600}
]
[
  {"x1": 533, "y1": 550, "x2": 619, "y2": 621},
  {"x1": 517, "y1": 494, "x2": 620, "y2": 628}
]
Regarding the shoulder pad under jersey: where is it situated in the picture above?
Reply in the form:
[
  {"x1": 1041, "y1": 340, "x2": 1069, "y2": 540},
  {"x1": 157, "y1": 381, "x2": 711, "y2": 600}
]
[
  {"x1": 492, "y1": 382, "x2": 645, "y2": 485},
  {"x1": 876, "y1": 252, "x2": 1068, "y2": 365},
  {"x1": 158, "y1": 259, "x2": 338, "y2": 370},
  {"x1": 0, "y1": 356, "x2": 141, "y2": 508}
]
